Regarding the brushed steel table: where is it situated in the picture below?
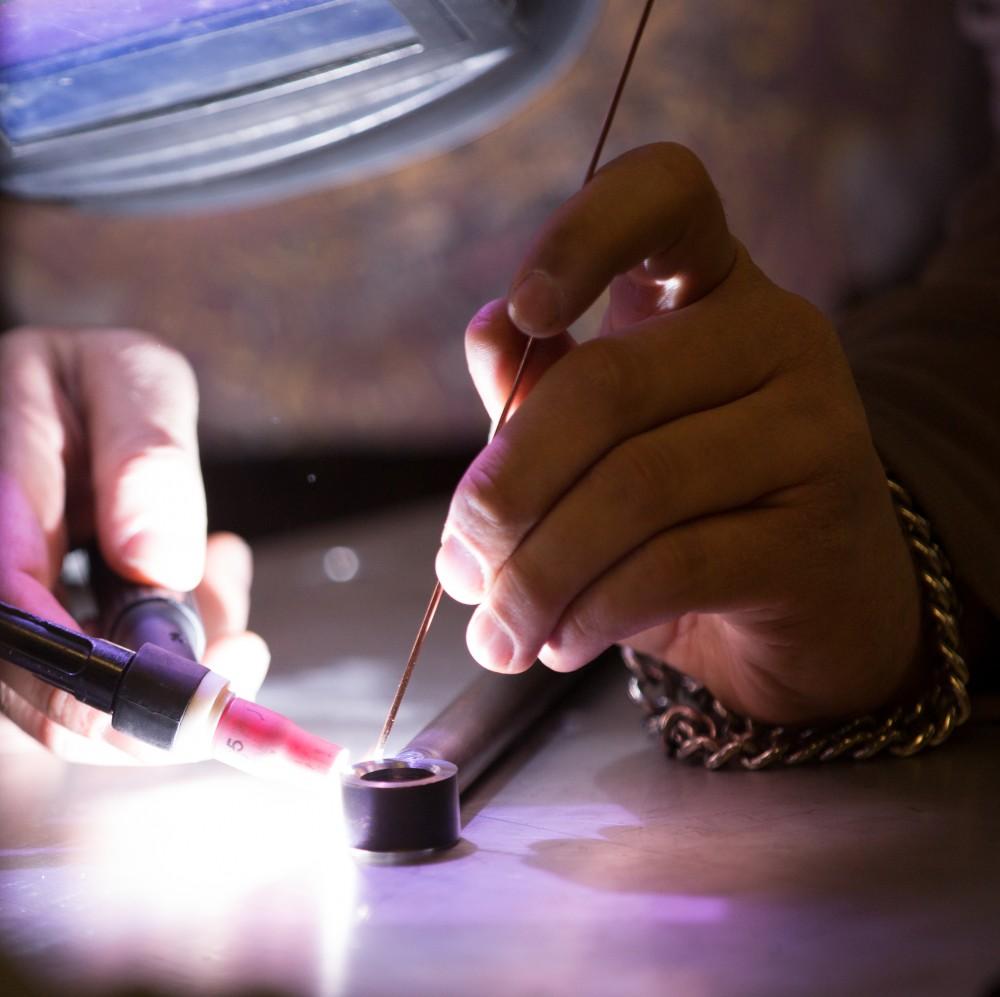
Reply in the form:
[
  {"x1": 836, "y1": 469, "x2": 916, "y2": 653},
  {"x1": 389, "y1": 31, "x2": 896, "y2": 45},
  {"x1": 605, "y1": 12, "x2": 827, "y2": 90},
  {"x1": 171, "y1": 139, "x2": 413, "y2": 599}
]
[{"x1": 1, "y1": 501, "x2": 998, "y2": 996}]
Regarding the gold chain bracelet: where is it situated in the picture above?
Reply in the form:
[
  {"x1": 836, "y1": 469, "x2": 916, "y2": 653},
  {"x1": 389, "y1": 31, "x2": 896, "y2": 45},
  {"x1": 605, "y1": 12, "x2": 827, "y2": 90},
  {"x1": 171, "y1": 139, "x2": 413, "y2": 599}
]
[{"x1": 623, "y1": 476, "x2": 971, "y2": 770}]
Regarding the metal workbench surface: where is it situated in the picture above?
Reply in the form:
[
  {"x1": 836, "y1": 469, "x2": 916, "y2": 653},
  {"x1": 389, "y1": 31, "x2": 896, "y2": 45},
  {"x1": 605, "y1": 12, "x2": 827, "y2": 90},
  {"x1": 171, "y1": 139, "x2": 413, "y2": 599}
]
[{"x1": 1, "y1": 501, "x2": 998, "y2": 997}]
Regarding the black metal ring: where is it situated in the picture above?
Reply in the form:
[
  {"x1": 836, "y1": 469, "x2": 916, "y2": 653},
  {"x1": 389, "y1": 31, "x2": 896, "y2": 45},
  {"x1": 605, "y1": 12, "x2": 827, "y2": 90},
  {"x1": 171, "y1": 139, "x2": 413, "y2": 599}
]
[{"x1": 340, "y1": 757, "x2": 460, "y2": 854}]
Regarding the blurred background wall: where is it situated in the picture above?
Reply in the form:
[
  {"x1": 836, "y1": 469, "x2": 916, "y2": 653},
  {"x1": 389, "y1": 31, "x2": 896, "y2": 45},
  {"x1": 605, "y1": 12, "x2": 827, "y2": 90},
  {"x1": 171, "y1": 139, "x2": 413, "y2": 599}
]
[{"x1": 0, "y1": 0, "x2": 989, "y2": 535}]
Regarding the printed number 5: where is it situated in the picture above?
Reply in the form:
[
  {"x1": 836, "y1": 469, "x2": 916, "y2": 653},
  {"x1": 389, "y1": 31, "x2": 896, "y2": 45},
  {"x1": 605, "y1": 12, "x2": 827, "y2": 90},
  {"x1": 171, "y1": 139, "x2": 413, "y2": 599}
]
[{"x1": 227, "y1": 738, "x2": 244, "y2": 752}]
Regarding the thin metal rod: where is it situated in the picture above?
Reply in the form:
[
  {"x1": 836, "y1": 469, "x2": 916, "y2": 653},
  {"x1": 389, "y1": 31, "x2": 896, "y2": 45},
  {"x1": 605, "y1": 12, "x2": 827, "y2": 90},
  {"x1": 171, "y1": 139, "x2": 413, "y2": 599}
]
[
  {"x1": 583, "y1": 0, "x2": 656, "y2": 186},
  {"x1": 375, "y1": 581, "x2": 444, "y2": 756},
  {"x1": 374, "y1": 0, "x2": 657, "y2": 755},
  {"x1": 491, "y1": 0, "x2": 658, "y2": 436},
  {"x1": 401, "y1": 660, "x2": 597, "y2": 794}
]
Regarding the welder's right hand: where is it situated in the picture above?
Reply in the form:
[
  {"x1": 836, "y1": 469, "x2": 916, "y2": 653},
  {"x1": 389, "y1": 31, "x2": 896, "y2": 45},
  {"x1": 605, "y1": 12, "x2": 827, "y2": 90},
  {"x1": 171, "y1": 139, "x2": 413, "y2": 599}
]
[
  {"x1": 437, "y1": 143, "x2": 925, "y2": 729},
  {"x1": 0, "y1": 328, "x2": 270, "y2": 762}
]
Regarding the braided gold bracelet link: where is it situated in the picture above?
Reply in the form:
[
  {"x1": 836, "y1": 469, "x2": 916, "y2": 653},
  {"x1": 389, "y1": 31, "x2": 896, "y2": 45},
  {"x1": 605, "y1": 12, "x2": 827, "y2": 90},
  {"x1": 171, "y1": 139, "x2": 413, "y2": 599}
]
[{"x1": 624, "y1": 476, "x2": 971, "y2": 770}]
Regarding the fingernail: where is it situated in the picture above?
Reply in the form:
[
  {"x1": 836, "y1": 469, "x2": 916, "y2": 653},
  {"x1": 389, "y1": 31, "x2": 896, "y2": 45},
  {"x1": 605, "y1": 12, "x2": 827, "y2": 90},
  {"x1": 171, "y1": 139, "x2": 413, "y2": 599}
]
[
  {"x1": 120, "y1": 530, "x2": 201, "y2": 592},
  {"x1": 468, "y1": 608, "x2": 515, "y2": 672},
  {"x1": 508, "y1": 270, "x2": 563, "y2": 334},
  {"x1": 436, "y1": 534, "x2": 485, "y2": 603}
]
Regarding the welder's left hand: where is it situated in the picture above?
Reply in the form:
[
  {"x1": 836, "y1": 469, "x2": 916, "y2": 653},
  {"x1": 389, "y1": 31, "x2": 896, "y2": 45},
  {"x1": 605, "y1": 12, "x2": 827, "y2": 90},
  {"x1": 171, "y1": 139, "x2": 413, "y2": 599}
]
[
  {"x1": 0, "y1": 328, "x2": 269, "y2": 763},
  {"x1": 435, "y1": 143, "x2": 923, "y2": 726}
]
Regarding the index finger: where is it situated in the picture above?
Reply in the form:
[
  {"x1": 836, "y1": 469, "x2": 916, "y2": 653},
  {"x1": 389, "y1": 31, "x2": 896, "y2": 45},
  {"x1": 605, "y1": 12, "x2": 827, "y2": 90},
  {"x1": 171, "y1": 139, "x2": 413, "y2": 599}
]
[
  {"x1": 80, "y1": 331, "x2": 207, "y2": 592},
  {"x1": 507, "y1": 143, "x2": 736, "y2": 336}
]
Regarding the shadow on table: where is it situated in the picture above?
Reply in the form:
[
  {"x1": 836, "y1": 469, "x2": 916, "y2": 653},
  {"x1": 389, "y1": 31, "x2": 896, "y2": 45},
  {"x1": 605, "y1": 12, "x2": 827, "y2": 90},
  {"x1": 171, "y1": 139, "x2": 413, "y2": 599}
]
[
  {"x1": 525, "y1": 720, "x2": 1000, "y2": 896},
  {"x1": 517, "y1": 723, "x2": 1000, "y2": 994}
]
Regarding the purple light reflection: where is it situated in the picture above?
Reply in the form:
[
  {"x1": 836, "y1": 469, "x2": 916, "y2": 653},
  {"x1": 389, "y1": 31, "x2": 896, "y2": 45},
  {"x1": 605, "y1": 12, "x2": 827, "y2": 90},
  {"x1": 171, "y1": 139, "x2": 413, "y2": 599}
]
[{"x1": 469, "y1": 803, "x2": 732, "y2": 926}]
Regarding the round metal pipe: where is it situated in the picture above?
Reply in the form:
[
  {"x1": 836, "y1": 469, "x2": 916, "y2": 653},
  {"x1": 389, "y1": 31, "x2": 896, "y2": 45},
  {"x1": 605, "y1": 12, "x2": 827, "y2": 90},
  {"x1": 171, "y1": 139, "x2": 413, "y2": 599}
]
[
  {"x1": 341, "y1": 660, "x2": 601, "y2": 854},
  {"x1": 341, "y1": 757, "x2": 460, "y2": 855},
  {"x1": 399, "y1": 665, "x2": 590, "y2": 793}
]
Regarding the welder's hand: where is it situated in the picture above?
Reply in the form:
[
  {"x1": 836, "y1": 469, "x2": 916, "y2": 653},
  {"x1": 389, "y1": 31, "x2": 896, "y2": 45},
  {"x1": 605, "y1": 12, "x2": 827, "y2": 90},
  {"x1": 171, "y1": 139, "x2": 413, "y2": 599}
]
[
  {"x1": 0, "y1": 329, "x2": 269, "y2": 761},
  {"x1": 436, "y1": 143, "x2": 923, "y2": 725}
]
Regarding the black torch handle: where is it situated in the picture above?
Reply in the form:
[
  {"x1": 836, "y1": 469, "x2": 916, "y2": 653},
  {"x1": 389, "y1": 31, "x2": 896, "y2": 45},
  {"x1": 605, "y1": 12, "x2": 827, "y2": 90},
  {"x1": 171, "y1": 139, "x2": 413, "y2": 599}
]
[
  {"x1": 89, "y1": 549, "x2": 205, "y2": 663},
  {"x1": 0, "y1": 556, "x2": 210, "y2": 750}
]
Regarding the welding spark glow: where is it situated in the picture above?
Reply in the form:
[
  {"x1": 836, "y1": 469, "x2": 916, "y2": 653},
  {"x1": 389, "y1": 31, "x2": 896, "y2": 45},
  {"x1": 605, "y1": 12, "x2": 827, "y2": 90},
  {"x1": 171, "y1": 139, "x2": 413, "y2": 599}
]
[{"x1": 67, "y1": 771, "x2": 360, "y2": 993}]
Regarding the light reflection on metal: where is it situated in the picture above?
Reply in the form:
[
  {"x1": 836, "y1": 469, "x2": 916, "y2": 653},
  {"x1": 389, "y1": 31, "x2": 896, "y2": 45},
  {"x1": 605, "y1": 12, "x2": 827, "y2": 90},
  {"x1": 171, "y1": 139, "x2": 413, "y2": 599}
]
[
  {"x1": 1, "y1": 1, "x2": 603, "y2": 211},
  {"x1": 52, "y1": 53, "x2": 510, "y2": 195}
]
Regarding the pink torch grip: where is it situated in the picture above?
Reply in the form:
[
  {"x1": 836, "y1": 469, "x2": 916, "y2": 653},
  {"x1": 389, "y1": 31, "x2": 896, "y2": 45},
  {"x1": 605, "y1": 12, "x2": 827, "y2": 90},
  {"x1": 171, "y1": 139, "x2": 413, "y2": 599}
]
[{"x1": 212, "y1": 696, "x2": 346, "y2": 782}]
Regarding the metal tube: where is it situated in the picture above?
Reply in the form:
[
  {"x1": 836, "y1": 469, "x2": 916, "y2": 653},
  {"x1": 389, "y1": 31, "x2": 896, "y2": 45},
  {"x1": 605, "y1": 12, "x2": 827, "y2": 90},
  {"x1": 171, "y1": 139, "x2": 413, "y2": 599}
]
[
  {"x1": 399, "y1": 661, "x2": 593, "y2": 794},
  {"x1": 341, "y1": 661, "x2": 597, "y2": 854}
]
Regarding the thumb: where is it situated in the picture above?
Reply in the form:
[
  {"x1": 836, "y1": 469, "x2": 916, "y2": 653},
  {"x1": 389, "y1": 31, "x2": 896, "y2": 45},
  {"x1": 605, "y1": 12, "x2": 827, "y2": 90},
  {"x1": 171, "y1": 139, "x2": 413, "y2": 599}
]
[
  {"x1": 465, "y1": 299, "x2": 574, "y2": 426},
  {"x1": 80, "y1": 332, "x2": 206, "y2": 592},
  {"x1": 506, "y1": 143, "x2": 736, "y2": 337}
]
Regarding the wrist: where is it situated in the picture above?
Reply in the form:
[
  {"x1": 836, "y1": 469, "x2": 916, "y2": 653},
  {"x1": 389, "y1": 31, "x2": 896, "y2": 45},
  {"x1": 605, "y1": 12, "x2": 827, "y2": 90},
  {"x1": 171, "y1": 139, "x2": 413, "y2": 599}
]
[{"x1": 626, "y1": 474, "x2": 970, "y2": 769}]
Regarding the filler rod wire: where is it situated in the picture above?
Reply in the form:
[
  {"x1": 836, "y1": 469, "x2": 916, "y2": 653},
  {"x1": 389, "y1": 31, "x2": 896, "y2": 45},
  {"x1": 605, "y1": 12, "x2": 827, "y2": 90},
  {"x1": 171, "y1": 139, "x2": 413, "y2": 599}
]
[
  {"x1": 375, "y1": 580, "x2": 444, "y2": 757},
  {"x1": 374, "y1": 0, "x2": 657, "y2": 756}
]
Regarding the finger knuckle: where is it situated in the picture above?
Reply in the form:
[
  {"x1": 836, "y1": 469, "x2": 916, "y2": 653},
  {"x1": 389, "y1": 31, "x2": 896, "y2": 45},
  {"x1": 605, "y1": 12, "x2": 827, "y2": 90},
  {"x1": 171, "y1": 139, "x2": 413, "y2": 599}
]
[
  {"x1": 91, "y1": 331, "x2": 201, "y2": 417},
  {"x1": 99, "y1": 438, "x2": 201, "y2": 505},
  {"x1": 566, "y1": 338, "x2": 636, "y2": 415},
  {"x1": 454, "y1": 445, "x2": 522, "y2": 542},
  {"x1": 490, "y1": 558, "x2": 546, "y2": 639},
  {"x1": 504, "y1": 537, "x2": 562, "y2": 606},
  {"x1": 652, "y1": 528, "x2": 708, "y2": 601},
  {"x1": 557, "y1": 600, "x2": 606, "y2": 652},
  {"x1": 596, "y1": 436, "x2": 679, "y2": 523},
  {"x1": 116, "y1": 430, "x2": 191, "y2": 468},
  {"x1": 767, "y1": 373, "x2": 873, "y2": 489}
]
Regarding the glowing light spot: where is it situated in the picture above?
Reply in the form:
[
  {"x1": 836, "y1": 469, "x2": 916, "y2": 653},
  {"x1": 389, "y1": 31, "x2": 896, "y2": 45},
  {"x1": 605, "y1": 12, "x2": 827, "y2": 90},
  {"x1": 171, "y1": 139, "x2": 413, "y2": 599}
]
[
  {"x1": 72, "y1": 774, "x2": 359, "y2": 993},
  {"x1": 61, "y1": 548, "x2": 90, "y2": 586},
  {"x1": 656, "y1": 275, "x2": 684, "y2": 311},
  {"x1": 333, "y1": 751, "x2": 356, "y2": 777},
  {"x1": 307, "y1": 473, "x2": 317, "y2": 484},
  {"x1": 323, "y1": 546, "x2": 360, "y2": 583}
]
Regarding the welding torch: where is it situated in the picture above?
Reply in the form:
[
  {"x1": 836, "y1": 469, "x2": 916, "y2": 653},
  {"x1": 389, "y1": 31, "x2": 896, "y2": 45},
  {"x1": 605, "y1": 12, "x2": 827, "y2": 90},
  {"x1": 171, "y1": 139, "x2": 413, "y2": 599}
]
[{"x1": 0, "y1": 555, "x2": 345, "y2": 781}]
